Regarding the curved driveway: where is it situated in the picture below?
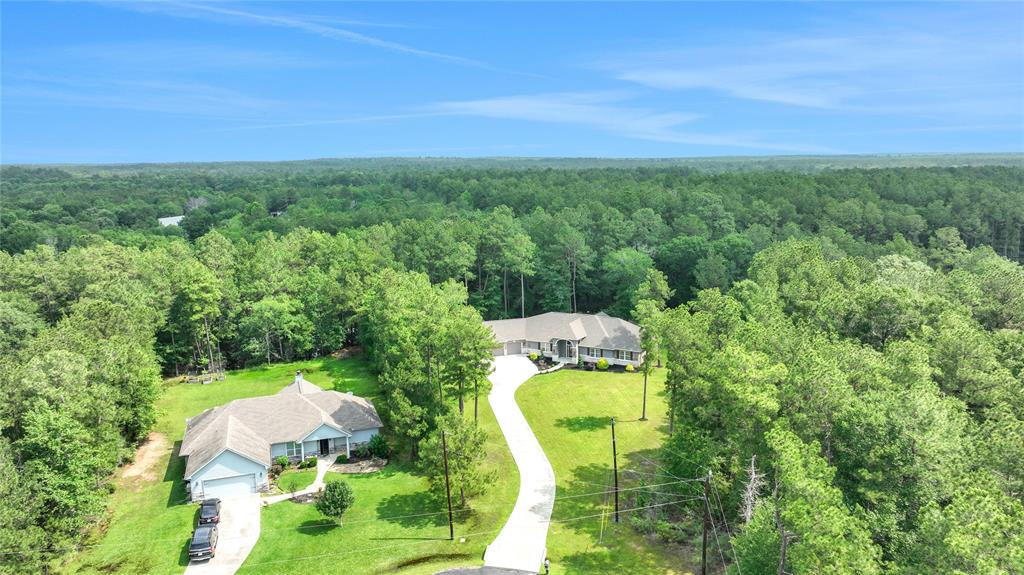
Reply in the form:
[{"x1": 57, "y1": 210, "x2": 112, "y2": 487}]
[{"x1": 482, "y1": 355, "x2": 553, "y2": 574}]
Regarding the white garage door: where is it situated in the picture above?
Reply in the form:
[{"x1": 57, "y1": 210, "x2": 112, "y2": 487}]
[
  {"x1": 203, "y1": 474, "x2": 255, "y2": 499},
  {"x1": 492, "y1": 346, "x2": 506, "y2": 357}
]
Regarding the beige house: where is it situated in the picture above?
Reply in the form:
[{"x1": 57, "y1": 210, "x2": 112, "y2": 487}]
[
  {"x1": 484, "y1": 311, "x2": 645, "y2": 367},
  {"x1": 180, "y1": 372, "x2": 382, "y2": 500}
]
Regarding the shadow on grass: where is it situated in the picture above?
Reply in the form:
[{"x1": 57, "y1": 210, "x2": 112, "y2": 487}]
[
  {"x1": 178, "y1": 538, "x2": 192, "y2": 567},
  {"x1": 165, "y1": 441, "x2": 190, "y2": 508},
  {"x1": 295, "y1": 519, "x2": 339, "y2": 536},
  {"x1": 322, "y1": 356, "x2": 380, "y2": 399},
  {"x1": 376, "y1": 490, "x2": 449, "y2": 529},
  {"x1": 555, "y1": 416, "x2": 611, "y2": 432}
]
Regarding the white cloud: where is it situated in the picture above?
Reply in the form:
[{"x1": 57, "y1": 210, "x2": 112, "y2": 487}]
[
  {"x1": 600, "y1": 11, "x2": 1023, "y2": 118},
  {"x1": 58, "y1": 42, "x2": 329, "y2": 70},
  {"x1": 112, "y1": 1, "x2": 485, "y2": 68},
  {"x1": 5, "y1": 75, "x2": 282, "y2": 118},
  {"x1": 427, "y1": 92, "x2": 832, "y2": 152}
]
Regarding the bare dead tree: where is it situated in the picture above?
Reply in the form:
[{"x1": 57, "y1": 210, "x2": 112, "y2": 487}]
[{"x1": 741, "y1": 454, "x2": 766, "y2": 524}]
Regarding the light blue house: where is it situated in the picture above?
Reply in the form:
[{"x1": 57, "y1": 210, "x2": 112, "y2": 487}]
[{"x1": 180, "y1": 372, "x2": 383, "y2": 500}]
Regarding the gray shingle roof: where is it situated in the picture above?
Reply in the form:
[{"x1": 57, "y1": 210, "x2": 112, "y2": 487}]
[
  {"x1": 277, "y1": 373, "x2": 324, "y2": 395},
  {"x1": 484, "y1": 312, "x2": 642, "y2": 352},
  {"x1": 181, "y1": 373, "x2": 382, "y2": 478}
]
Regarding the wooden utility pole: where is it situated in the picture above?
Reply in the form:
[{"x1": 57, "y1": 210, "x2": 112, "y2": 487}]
[
  {"x1": 701, "y1": 472, "x2": 710, "y2": 575},
  {"x1": 640, "y1": 368, "x2": 649, "y2": 421},
  {"x1": 611, "y1": 417, "x2": 620, "y2": 523},
  {"x1": 441, "y1": 430, "x2": 455, "y2": 541}
]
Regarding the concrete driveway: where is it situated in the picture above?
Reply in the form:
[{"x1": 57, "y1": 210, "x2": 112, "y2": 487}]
[
  {"x1": 482, "y1": 355, "x2": 554, "y2": 574},
  {"x1": 184, "y1": 493, "x2": 261, "y2": 575}
]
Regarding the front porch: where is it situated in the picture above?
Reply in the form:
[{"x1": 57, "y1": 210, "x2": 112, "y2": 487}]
[{"x1": 523, "y1": 339, "x2": 578, "y2": 364}]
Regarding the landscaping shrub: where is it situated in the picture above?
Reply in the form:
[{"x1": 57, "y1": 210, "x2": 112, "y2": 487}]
[
  {"x1": 596, "y1": 358, "x2": 609, "y2": 371},
  {"x1": 299, "y1": 456, "x2": 317, "y2": 469},
  {"x1": 273, "y1": 455, "x2": 289, "y2": 467},
  {"x1": 335, "y1": 454, "x2": 348, "y2": 464},
  {"x1": 529, "y1": 352, "x2": 539, "y2": 361},
  {"x1": 269, "y1": 464, "x2": 284, "y2": 478},
  {"x1": 577, "y1": 357, "x2": 584, "y2": 369},
  {"x1": 367, "y1": 434, "x2": 390, "y2": 458},
  {"x1": 316, "y1": 479, "x2": 355, "y2": 524},
  {"x1": 625, "y1": 363, "x2": 635, "y2": 372},
  {"x1": 353, "y1": 444, "x2": 371, "y2": 459}
]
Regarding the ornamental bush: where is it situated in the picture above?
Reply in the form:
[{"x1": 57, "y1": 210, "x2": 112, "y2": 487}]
[
  {"x1": 316, "y1": 480, "x2": 355, "y2": 524},
  {"x1": 596, "y1": 358, "x2": 609, "y2": 371},
  {"x1": 529, "y1": 352, "x2": 539, "y2": 361},
  {"x1": 274, "y1": 455, "x2": 289, "y2": 467},
  {"x1": 367, "y1": 434, "x2": 390, "y2": 458},
  {"x1": 625, "y1": 363, "x2": 635, "y2": 372}
]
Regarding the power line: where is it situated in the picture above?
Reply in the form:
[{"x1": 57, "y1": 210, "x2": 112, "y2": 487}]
[
  {"x1": 0, "y1": 477, "x2": 707, "y2": 555},
  {"x1": 238, "y1": 498, "x2": 701, "y2": 570},
  {"x1": 703, "y1": 488, "x2": 728, "y2": 572},
  {"x1": 711, "y1": 481, "x2": 743, "y2": 575}
]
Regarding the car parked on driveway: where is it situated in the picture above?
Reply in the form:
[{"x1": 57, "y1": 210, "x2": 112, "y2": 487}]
[
  {"x1": 188, "y1": 525, "x2": 218, "y2": 562},
  {"x1": 198, "y1": 498, "x2": 221, "y2": 525}
]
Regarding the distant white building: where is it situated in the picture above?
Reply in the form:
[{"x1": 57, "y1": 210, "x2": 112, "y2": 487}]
[{"x1": 158, "y1": 215, "x2": 185, "y2": 227}]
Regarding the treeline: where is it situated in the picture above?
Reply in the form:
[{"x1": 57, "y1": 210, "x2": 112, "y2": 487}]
[
  {"x1": 2, "y1": 166, "x2": 1023, "y2": 322},
  {"x1": 0, "y1": 232, "x2": 498, "y2": 573},
  {"x1": 1, "y1": 244, "x2": 166, "y2": 570},
  {"x1": 642, "y1": 237, "x2": 1023, "y2": 573}
]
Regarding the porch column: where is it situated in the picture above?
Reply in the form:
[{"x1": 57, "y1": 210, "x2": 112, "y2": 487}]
[
  {"x1": 300, "y1": 441, "x2": 305, "y2": 460},
  {"x1": 345, "y1": 437, "x2": 351, "y2": 458}
]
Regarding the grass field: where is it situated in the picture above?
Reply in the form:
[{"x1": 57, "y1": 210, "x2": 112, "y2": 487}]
[
  {"x1": 517, "y1": 367, "x2": 696, "y2": 575},
  {"x1": 238, "y1": 397, "x2": 518, "y2": 575},
  {"x1": 273, "y1": 468, "x2": 318, "y2": 495},
  {"x1": 65, "y1": 357, "x2": 517, "y2": 575}
]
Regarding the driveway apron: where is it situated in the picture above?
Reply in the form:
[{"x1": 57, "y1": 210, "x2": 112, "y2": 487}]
[{"x1": 184, "y1": 493, "x2": 260, "y2": 575}]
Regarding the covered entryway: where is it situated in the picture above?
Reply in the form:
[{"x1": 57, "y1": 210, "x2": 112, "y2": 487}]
[
  {"x1": 318, "y1": 438, "x2": 330, "y2": 455},
  {"x1": 202, "y1": 474, "x2": 255, "y2": 499}
]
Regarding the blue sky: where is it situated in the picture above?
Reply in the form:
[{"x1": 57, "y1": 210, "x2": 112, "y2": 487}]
[{"x1": 2, "y1": 1, "x2": 1022, "y2": 163}]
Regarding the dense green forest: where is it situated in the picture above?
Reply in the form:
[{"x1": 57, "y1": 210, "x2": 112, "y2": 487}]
[{"x1": 1, "y1": 160, "x2": 1022, "y2": 573}]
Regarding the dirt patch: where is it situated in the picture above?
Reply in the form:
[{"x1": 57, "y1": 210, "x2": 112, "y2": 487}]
[{"x1": 122, "y1": 432, "x2": 169, "y2": 483}]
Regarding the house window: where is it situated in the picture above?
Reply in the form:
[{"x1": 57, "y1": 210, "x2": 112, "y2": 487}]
[{"x1": 285, "y1": 442, "x2": 300, "y2": 457}]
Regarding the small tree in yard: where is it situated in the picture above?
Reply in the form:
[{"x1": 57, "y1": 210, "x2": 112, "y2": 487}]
[{"x1": 316, "y1": 480, "x2": 355, "y2": 524}]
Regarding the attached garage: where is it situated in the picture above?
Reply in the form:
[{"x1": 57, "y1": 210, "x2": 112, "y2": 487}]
[
  {"x1": 202, "y1": 474, "x2": 256, "y2": 498},
  {"x1": 491, "y1": 340, "x2": 523, "y2": 357},
  {"x1": 188, "y1": 449, "x2": 268, "y2": 501}
]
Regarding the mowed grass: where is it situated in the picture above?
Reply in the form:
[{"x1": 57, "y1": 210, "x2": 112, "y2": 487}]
[
  {"x1": 273, "y1": 469, "x2": 319, "y2": 494},
  {"x1": 517, "y1": 367, "x2": 694, "y2": 575},
  {"x1": 239, "y1": 395, "x2": 518, "y2": 575},
  {"x1": 65, "y1": 356, "x2": 517, "y2": 575}
]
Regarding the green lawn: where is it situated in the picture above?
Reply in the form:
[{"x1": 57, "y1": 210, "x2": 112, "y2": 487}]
[
  {"x1": 64, "y1": 356, "x2": 517, "y2": 575},
  {"x1": 517, "y1": 367, "x2": 695, "y2": 575},
  {"x1": 237, "y1": 392, "x2": 518, "y2": 575},
  {"x1": 273, "y1": 469, "x2": 319, "y2": 495}
]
